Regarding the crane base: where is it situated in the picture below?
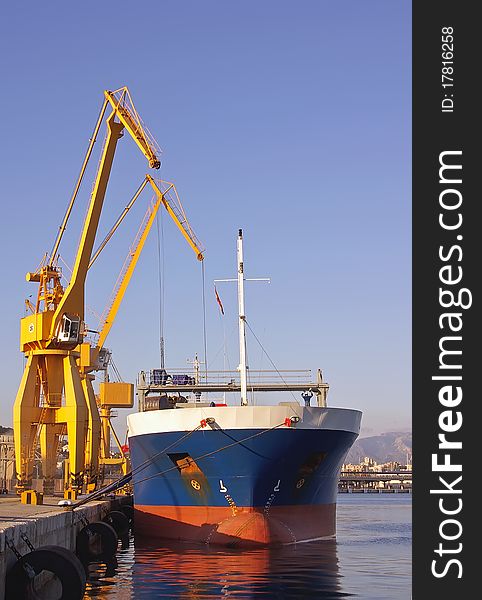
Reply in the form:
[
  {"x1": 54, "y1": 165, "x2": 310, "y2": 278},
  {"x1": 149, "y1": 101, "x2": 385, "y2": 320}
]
[
  {"x1": 20, "y1": 490, "x2": 44, "y2": 505},
  {"x1": 64, "y1": 489, "x2": 79, "y2": 500}
]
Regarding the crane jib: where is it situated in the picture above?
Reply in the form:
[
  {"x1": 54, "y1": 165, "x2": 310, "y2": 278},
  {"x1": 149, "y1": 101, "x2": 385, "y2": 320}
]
[{"x1": 14, "y1": 86, "x2": 202, "y2": 501}]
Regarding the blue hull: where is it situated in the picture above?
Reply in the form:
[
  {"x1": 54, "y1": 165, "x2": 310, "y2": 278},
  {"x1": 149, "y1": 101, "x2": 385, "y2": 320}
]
[{"x1": 130, "y1": 427, "x2": 356, "y2": 507}]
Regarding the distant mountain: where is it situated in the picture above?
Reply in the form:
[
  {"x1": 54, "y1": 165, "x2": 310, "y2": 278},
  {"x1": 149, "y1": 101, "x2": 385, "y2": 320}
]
[
  {"x1": 344, "y1": 431, "x2": 412, "y2": 464},
  {"x1": 0, "y1": 424, "x2": 411, "y2": 464}
]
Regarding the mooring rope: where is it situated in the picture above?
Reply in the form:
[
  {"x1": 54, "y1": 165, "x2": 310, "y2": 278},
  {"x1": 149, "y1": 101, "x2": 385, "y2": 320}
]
[
  {"x1": 70, "y1": 424, "x2": 205, "y2": 509},
  {"x1": 71, "y1": 418, "x2": 294, "y2": 509},
  {"x1": 131, "y1": 420, "x2": 288, "y2": 487}
]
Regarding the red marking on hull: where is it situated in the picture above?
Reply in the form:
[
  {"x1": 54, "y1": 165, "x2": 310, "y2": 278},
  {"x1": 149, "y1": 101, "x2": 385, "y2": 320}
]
[{"x1": 134, "y1": 504, "x2": 336, "y2": 546}]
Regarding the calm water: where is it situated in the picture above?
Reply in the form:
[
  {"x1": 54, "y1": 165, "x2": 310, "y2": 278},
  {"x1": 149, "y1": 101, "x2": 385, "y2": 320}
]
[{"x1": 84, "y1": 495, "x2": 411, "y2": 599}]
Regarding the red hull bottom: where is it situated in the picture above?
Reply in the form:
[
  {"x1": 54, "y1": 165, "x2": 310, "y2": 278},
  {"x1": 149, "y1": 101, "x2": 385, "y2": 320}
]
[{"x1": 134, "y1": 504, "x2": 336, "y2": 547}]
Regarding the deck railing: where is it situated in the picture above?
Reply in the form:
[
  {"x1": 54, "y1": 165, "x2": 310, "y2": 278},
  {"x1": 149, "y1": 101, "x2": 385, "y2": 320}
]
[{"x1": 139, "y1": 369, "x2": 313, "y2": 387}]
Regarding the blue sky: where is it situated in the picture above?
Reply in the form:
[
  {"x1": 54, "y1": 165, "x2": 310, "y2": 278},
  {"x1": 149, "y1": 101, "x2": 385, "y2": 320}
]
[{"x1": 0, "y1": 1, "x2": 411, "y2": 438}]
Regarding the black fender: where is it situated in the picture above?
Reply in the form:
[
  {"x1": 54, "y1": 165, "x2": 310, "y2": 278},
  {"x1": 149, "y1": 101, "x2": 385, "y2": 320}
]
[
  {"x1": 103, "y1": 510, "x2": 130, "y2": 538},
  {"x1": 120, "y1": 503, "x2": 134, "y2": 526},
  {"x1": 5, "y1": 544, "x2": 86, "y2": 600},
  {"x1": 76, "y1": 520, "x2": 118, "y2": 564}
]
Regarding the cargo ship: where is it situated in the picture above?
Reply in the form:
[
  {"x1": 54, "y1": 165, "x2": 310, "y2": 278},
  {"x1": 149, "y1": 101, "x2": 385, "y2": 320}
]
[{"x1": 127, "y1": 230, "x2": 361, "y2": 546}]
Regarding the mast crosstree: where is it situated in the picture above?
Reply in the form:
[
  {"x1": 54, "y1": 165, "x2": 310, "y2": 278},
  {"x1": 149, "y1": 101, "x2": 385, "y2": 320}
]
[{"x1": 215, "y1": 229, "x2": 270, "y2": 406}]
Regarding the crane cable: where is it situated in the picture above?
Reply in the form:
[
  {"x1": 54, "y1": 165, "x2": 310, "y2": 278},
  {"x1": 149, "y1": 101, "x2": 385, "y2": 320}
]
[
  {"x1": 201, "y1": 260, "x2": 208, "y2": 382},
  {"x1": 155, "y1": 208, "x2": 165, "y2": 369},
  {"x1": 109, "y1": 356, "x2": 123, "y2": 382},
  {"x1": 88, "y1": 177, "x2": 149, "y2": 270}
]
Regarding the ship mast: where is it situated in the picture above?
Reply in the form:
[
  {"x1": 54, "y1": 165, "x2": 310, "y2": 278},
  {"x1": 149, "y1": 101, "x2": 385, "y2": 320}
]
[
  {"x1": 237, "y1": 229, "x2": 248, "y2": 406},
  {"x1": 214, "y1": 230, "x2": 269, "y2": 406}
]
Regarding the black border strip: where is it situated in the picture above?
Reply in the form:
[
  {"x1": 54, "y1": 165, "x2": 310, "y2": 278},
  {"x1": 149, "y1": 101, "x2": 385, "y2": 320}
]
[{"x1": 413, "y1": 3, "x2": 477, "y2": 596}]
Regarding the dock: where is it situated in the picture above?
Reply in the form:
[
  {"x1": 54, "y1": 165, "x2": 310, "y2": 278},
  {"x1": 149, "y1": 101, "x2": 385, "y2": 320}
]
[
  {"x1": 338, "y1": 471, "x2": 412, "y2": 493},
  {"x1": 0, "y1": 494, "x2": 129, "y2": 600}
]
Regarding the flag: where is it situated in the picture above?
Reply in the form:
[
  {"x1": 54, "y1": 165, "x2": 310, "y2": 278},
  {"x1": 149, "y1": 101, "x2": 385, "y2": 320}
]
[{"x1": 214, "y1": 285, "x2": 224, "y2": 315}]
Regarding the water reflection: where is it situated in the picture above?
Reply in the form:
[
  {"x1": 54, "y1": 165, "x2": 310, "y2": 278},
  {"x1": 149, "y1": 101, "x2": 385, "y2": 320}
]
[
  {"x1": 129, "y1": 536, "x2": 351, "y2": 599},
  {"x1": 83, "y1": 497, "x2": 411, "y2": 599}
]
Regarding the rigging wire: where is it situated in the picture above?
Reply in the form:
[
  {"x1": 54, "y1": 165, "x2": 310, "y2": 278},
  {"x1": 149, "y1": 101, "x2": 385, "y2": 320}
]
[
  {"x1": 209, "y1": 322, "x2": 237, "y2": 370},
  {"x1": 49, "y1": 98, "x2": 109, "y2": 266},
  {"x1": 221, "y1": 307, "x2": 229, "y2": 402},
  {"x1": 109, "y1": 356, "x2": 123, "y2": 382},
  {"x1": 245, "y1": 340, "x2": 254, "y2": 405},
  {"x1": 244, "y1": 318, "x2": 301, "y2": 407}
]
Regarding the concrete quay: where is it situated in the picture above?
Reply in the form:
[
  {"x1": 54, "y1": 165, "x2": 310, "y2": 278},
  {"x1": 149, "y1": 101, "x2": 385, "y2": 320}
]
[{"x1": 0, "y1": 494, "x2": 120, "y2": 600}]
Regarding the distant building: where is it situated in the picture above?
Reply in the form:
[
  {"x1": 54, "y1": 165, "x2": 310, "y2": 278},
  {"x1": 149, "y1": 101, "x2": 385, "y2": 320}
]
[
  {"x1": 342, "y1": 456, "x2": 413, "y2": 474},
  {"x1": 0, "y1": 434, "x2": 15, "y2": 492}
]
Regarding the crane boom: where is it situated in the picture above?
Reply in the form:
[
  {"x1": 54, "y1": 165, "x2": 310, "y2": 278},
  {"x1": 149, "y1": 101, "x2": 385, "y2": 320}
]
[
  {"x1": 89, "y1": 178, "x2": 204, "y2": 485},
  {"x1": 92, "y1": 177, "x2": 204, "y2": 364},
  {"x1": 48, "y1": 113, "x2": 123, "y2": 344},
  {"x1": 15, "y1": 87, "x2": 163, "y2": 495},
  {"x1": 105, "y1": 88, "x2": 161, "y2": 169},
  {"x1": 48, "y1": 93, "x2": 161, "y2": 347},
  {"x1": 146, "y1": 176, "x2": 205, "y2": 261},
  {"x1": 94, "y1": 196, "x2": 163, "y2": 361}
]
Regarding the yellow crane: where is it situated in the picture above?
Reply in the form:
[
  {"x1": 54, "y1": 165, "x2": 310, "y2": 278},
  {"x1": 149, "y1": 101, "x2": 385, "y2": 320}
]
[
  {"x1": 85, "y1": 176, "x2": 204, "y2": 489},
  {"x1": 14, "y1": 87, "x2": 203, "y2": 498}
]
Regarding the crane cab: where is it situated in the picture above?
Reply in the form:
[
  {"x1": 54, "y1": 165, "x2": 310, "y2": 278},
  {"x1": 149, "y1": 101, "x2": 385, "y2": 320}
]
[{"x1": 57, "y1": 313, "x2": 82, "y2": 345}]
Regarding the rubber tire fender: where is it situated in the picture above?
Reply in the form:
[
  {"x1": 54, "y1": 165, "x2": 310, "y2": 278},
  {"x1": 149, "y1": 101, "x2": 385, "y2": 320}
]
[
  {"x1": 76, "y1": 520, "x2": 118, "y2": 564},
  {"x1": 103, "y1": 510, "x2": 130, "y2": 537},
  {"x1": 5, "y1": 544, "x2": 86, "y2": 600},
  {"x1": 120, "y1": 503, "x2": 134, "y2": 525}
]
